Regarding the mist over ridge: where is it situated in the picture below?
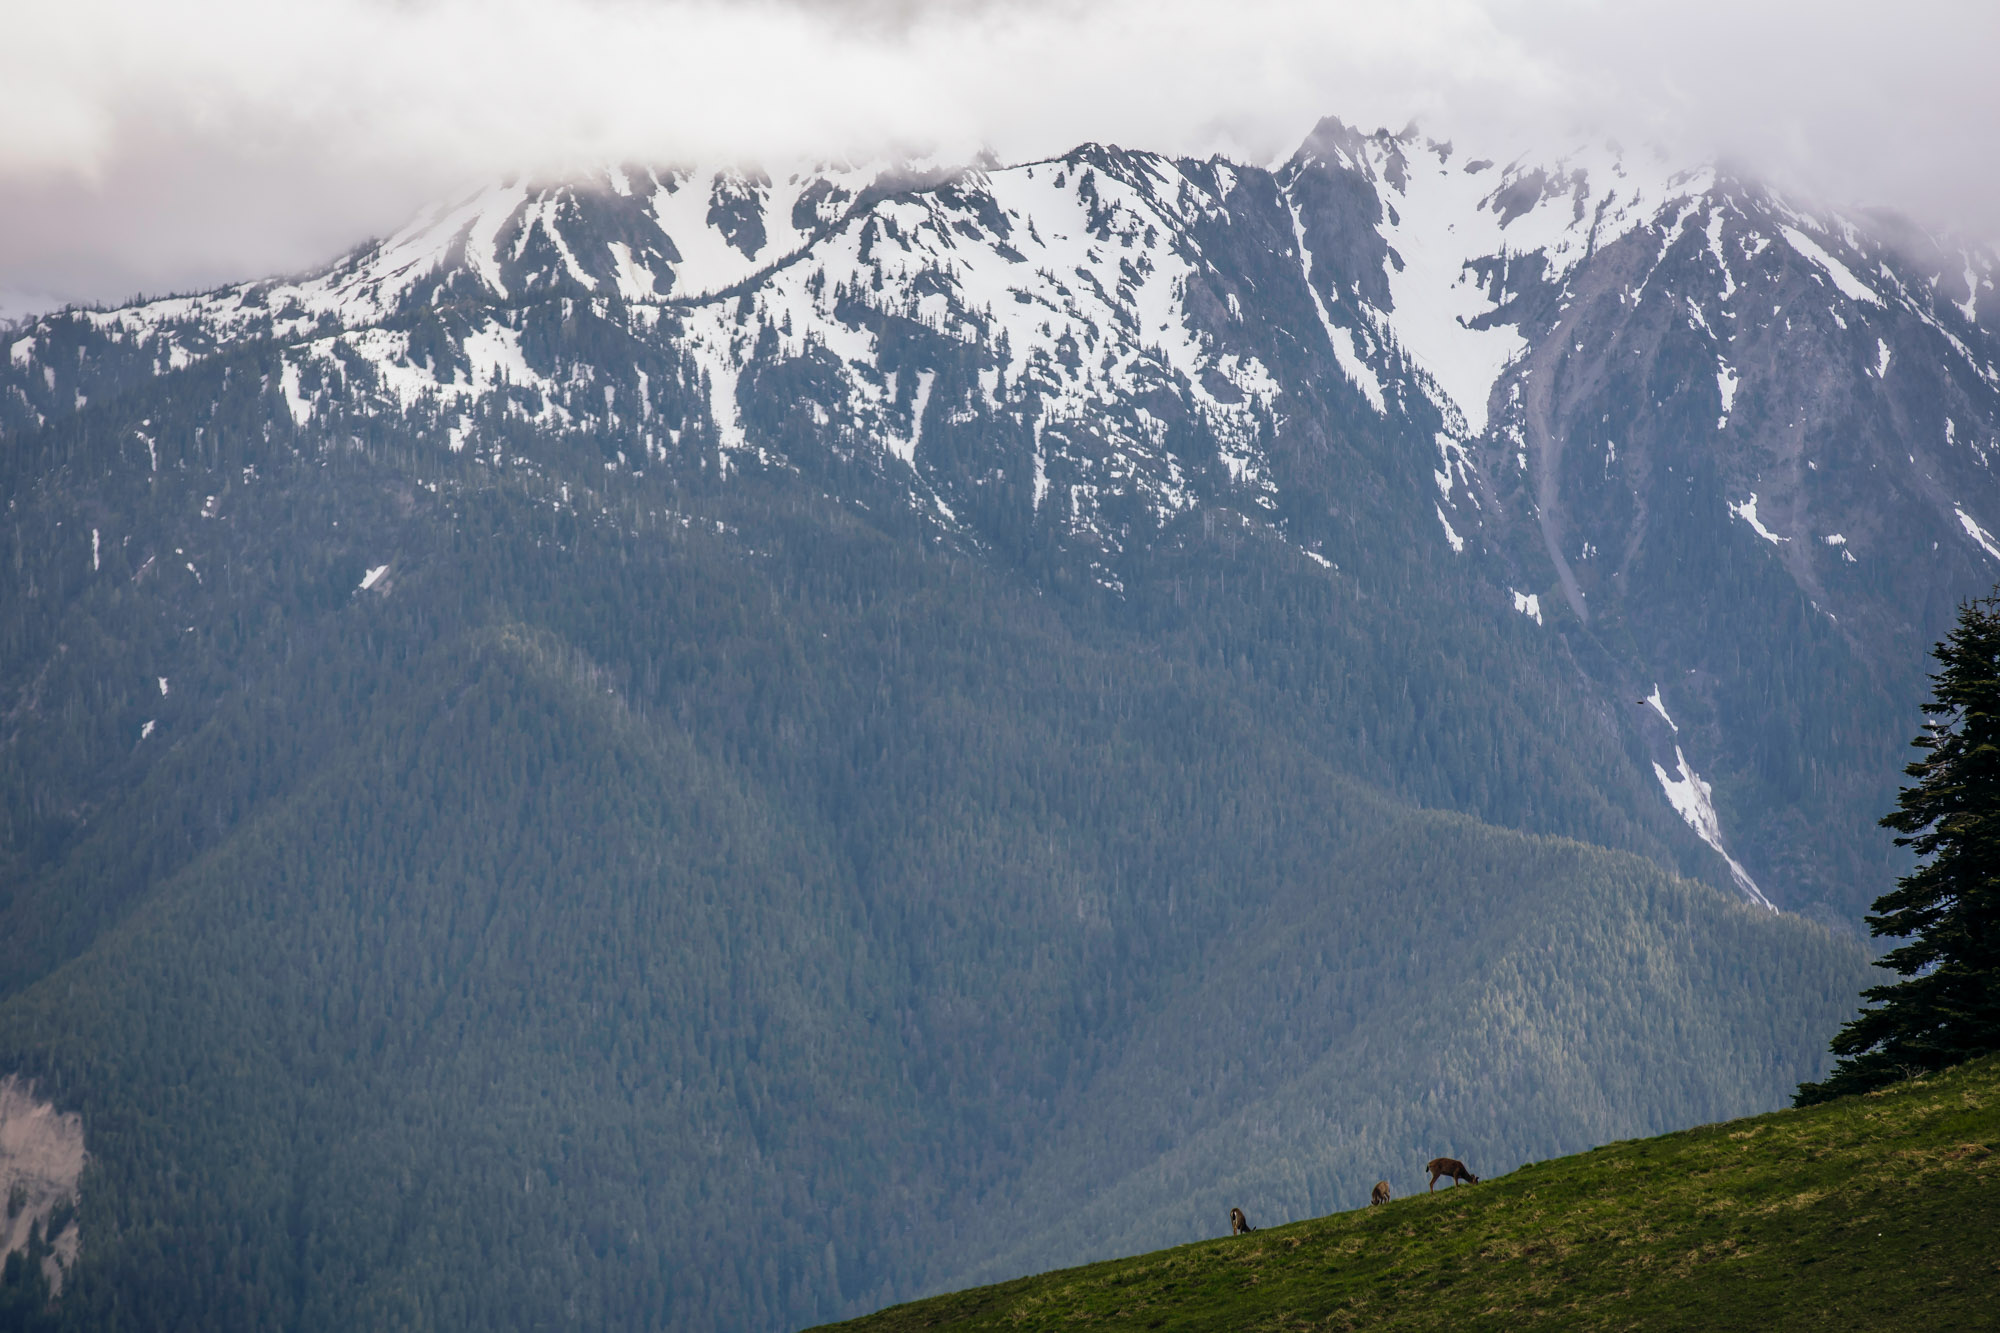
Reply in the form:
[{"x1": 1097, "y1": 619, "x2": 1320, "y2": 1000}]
[{"x1": 3, "y1": 0, "x2": 1996, "y2": 321}]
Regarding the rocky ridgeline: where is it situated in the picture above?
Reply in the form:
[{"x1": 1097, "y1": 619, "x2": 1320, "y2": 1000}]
[{"x1": 4, "y1": 119, "x2": 1999, "y2": 918}]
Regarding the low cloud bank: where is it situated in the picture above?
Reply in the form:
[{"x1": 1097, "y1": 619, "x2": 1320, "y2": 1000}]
[{"x1": 2, "y1": 0, "x2": 1993, "y2": 316}]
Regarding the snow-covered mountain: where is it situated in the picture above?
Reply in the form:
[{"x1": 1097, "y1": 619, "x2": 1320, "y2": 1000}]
[
  {"x1": 5, "y1": 114, "x2": 1990, "y2": 1333},
  {"x1": 7, "y1": 118, "x2": 1999, "y2": 919}
]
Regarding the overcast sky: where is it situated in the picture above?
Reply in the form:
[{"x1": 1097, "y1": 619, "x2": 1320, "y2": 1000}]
[{"x1": 2, "y1": 0, "x2": 1995, "y2": 321}]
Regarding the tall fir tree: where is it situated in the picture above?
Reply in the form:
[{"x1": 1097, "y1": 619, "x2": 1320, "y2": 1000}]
[{"x1": 1797, "y1": 593, "x2": 2000, "y2": 1105}]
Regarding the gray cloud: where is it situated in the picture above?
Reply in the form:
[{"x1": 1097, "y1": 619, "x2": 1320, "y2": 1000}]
[{"x1": 2, "y1": 0, "x2": 1995, "y2": 320}]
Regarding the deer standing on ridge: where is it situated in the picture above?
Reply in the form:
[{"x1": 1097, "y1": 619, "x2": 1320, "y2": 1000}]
[{"x1": 1427, "y1": 1157, "x2": 1479, "y2": 1190}]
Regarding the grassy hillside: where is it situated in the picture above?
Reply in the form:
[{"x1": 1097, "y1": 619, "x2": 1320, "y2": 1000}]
[{"x1": 816, "y1": 1055, "x2": 2000, "y2": 1332}]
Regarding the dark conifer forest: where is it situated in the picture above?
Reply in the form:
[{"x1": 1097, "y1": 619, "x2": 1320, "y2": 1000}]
[{"x1": 0, "y1": 406, "x2": 1871, "y2": 1330}]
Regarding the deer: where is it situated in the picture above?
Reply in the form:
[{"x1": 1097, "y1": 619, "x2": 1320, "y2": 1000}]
[
  {"x1": 1427, "y1": 1157, "x2": 1479, "y2": 1190},
  {"x1": 1370, "y1": 1180, "x2": 1391, "y2": 1206},
  {"x1": 1230, "y1": 1207, "x2": 1255, "y2": 1235}
]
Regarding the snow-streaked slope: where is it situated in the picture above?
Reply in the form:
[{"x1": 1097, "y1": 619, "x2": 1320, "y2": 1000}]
[
  {"x1": 1653, "y1": 747, "x2": 1774, "y2": 910},
  {"x1": 10, "y1": 159, "x2": 913, "y2": 395},
  {"x1": 1284, "y1": 127, "x2": 1713, "y2": 438},
  {"x1": 9, "y1": 120, "x2": 2000, "y2": 917},
  {"x1": 641, "y1": 159, "x2": 897, "y2": 299},
  {"x1": 659, "y1": 148, "x2": 1283, "y2": 556}
]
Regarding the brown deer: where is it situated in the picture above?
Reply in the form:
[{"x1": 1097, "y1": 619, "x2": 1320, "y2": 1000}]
[
  {"x1": 1427, "y1": 1157, "x2": 1479, "y2": 1191},
  {"x1": 1370, "y1": 1181, "x2": 1391, "y2": 1206},
  {"x1": 1229, "y1": 1207, "x2": 1255, "y2": 1235}
]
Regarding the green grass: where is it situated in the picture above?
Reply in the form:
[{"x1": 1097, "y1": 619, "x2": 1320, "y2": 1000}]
[{"x1": 813, "y1": 1055, "x2": 2000, "y2": 1332}]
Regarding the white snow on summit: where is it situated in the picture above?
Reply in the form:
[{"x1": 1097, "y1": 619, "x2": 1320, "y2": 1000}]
[
  {"x1": 9, "y1": 121, "x2": 1994, "y2": 599},
  {"x1": 644, "y1": 160, "x2": 884, "y2": 300},
  {"x1": 664, "y1": 149, "x2": 1283, "y2": 541},
  {"x1": 1343, "y1": 134, "x2": 1708, "y2": 437}
]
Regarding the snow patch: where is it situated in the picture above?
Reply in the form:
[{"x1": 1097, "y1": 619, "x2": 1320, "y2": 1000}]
[
  {"x1": 1727, "y1": 493, "x2": 1789, "y2": 544},
  {"x1": 462, "y1": 183, "x2": 529, "y2": 298},
  {"x1": 1288, "y1": 199, "x2": 1385, "y2": 413},
  {"x1": 1705, "y1": 207, "x2": 1737, "y2": 300},
  {"x1": 1511, "y1": 589, "x2": 1542, "y2": 624},
  {"x1": 1956, "y1": 507, "x2": 2000, "y2": 561},
  {"x1": 1652, "y1": 746, "x2": 1774, "y2": 910},
  {"x1": 1643, "y1": 685, "x2": 1678, "y2": 731},
  {"x1": 1779, "y1": 226, "x2": 1882, "y2": 305},
  {"x1": 1435, "y1": 504, "x2": 1464, "y2": 553},
  {"x1": 1353, "y1": 139, "x2": 1707, "y2": 436},
  {"x1": 359, "y1": 564, "x2": 390, "y2": 590},
  {"x1": 679, "y1": 303, "x2": 748, "y2": 455},
  {"x1": 648, "y1": 170, "x2": 772, "y2": 299},
  {"x1": 279, "y1": 360, "x2": 312, "y2": 426},
  {"x1": 605, "y1": 241, "x2": 661, "y2": 303},
  {"x1": 885, "y1": 369, "x2": 935, "y2": 467}
]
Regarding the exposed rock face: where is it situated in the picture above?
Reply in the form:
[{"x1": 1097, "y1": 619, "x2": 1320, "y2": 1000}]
[{"x1": 0, "y1": 1076, "x2": 83, "y2": 1296}]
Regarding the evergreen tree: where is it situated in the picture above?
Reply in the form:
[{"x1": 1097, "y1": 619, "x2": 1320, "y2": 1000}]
[{"x1": 1797, "y1": 593, "x2": 2000, "y2": 1105}]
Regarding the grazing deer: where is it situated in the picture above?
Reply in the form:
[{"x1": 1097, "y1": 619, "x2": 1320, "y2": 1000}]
[
  {"x1": 1230, "y1": 1207, "x2": 1255, "y2": 1235},
  {"x1": 1427, "y1": 1157, "x2": 1479, "y2": 1190},
  {"x1": 1370, "y1": 1181, "x2": 1391, "y2": 1207}
]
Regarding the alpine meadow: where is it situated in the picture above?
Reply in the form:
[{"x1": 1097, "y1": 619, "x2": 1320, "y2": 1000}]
[{"x1": 3, "y1": 94, "x2": 2000, "y2": 1331}]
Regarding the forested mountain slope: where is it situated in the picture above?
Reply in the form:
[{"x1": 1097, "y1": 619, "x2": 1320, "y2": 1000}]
[
  {"x1": 0, "y1": 115, "x2": 1983, "y2": 1329},
  {"x1": 0, "y1": 462, "x2": 1866, "y2": 1330}
]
